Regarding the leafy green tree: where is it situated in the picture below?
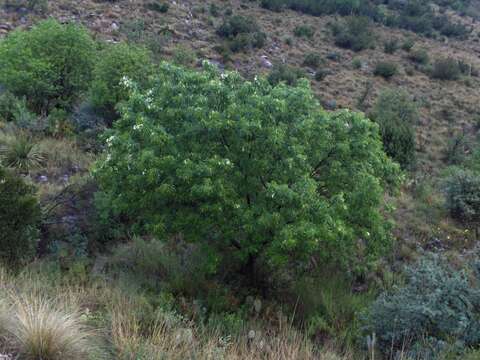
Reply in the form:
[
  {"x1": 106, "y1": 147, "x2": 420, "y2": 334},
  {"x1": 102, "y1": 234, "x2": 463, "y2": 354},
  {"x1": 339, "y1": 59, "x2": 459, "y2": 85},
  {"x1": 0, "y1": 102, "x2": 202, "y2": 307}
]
[
  {"x1": 370, "y1": 89, "x2": 418, "y2": 169},
  {"x1": 95, "y1": 63, "x2": 401, "y2": 280},
  {"x1": 0, "y1": 167, "x2": 40, "y2": 264},
  {"x1": 0, "y1": 19, "x2": 96, "y2": 114},
  {"x1": 90, "y1": 43, "x2": 153, "y2": 122}
]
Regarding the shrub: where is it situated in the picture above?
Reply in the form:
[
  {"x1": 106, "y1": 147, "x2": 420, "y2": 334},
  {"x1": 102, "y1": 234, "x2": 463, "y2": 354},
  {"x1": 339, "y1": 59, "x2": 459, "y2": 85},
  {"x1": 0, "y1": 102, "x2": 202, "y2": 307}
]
[
  {"x1": 408, "y1": 48, "x2": 429, "y2": 64},
  {"x1": 373, "y1": 61, "x2": 397, "y2": 79},
  {"x1": 0, "y1": 20, "x2": 96, "y2": 114},
  {"x1": 95, "y1": 62, "x2": 401, "y2": 282},
  {"x1": 431, "y1": 57, "x2": 461, "y2": 80},
  {"x1": 293, "y1": 24, "x2": 315, "y2": 38},
  {"x1": 352, "y1": 58, "x2": 362, "y2": 69},
  {"x1": 0, "y1": 91, "x2": 30, "y2": 123},
  {"x1": 267, "y1": 63, "x2": 306, "y2": 86},
  {"x1": 302, "y1": 52, "x2": 322, "y2": 68},
  {"x1": 333, "y1": 16, "x2": 375, "y2": 52},
  {"x1": 217, "y1": 15, "x2": 259, "y2": 38},
  {"x1": 216, "y1": 15, "x2": 266, "y2": 52},
  {"x1": 365, "y1": 256, "x2": 480, "y2": 358},
  {"x1": 146, "y1": 1, "x2": 169, "y2": 13},
  {"x1": 401, "y1": 37, "x2": 415, "y2": 52},
  {"x1": 370, "y1": 89, "x2": 418, "y2": 168},
  {"x1": 444, "y1": 168, "x2": 480, "y2": 223},
  {"x1": 90, "y1": 43, "x2": 153, "y2": 122},
  {"x1": 109, "y1": 237, "x2": 211, "y2": 296},
  {"x1": 0, "y1": 167, "x2": 40, "y2": 264},
  {"x1": 172, "y1": 46, "x2": 196, "y2": 66},
  {"x1": 314, "y1": 68, "x2": 328, "y2": 81},
  {"x1": 383, "y1": 38, "x2": 398, "y2": 54}
]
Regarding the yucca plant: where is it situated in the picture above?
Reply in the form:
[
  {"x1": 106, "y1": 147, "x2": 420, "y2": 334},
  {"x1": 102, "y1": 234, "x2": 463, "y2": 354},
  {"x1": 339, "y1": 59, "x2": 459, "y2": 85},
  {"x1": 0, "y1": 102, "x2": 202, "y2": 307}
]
[{"x1": 0, "y1": 134, "x2": 45, "y2": 173}]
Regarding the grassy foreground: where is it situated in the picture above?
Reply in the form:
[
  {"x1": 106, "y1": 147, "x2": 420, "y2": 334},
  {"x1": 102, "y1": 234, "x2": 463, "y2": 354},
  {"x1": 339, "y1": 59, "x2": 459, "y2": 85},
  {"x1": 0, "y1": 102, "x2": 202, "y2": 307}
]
[{"x1": 0, "y1": 261, "x2": 352, "y2": 360}]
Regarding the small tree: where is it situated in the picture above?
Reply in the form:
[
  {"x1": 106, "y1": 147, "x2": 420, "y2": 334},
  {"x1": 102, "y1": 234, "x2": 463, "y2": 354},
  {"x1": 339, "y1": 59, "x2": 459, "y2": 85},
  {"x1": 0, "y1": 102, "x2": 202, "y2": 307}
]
[
  {"x1": 370, "y1": 89, "x2": 418, "y2": 168},
  {"x1": 90, "y1": 43, "x2": 153, "y2": 122},
  {"x1": 0, "y1": 19, "x2": 96, "y2": 113},
  {"x1": 0, "y1": 167, "x2": 40, "y2": 264},
  {"x1": 95, "y1": 63, "x2": 401, "y2": 281}
]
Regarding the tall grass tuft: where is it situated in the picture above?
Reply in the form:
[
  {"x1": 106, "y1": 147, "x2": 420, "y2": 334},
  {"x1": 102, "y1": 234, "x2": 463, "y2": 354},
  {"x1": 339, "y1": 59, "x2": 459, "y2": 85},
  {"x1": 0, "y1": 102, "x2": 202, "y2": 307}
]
[{"x1": 1, "y1": 294, "x2": 98, "y2": 360}]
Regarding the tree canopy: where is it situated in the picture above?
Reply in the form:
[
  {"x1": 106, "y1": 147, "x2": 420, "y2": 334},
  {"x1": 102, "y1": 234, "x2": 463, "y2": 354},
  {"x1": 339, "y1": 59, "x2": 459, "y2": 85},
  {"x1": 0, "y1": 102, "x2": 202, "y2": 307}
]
[{"x1": 95, "y1": 62, "x2": 401, "y2": 276}]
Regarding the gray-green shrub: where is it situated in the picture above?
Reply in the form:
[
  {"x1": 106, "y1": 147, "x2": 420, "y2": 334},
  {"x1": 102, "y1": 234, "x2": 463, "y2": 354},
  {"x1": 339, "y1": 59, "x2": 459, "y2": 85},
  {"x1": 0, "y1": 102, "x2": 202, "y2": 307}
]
[{"x1": 365, "y1": 256, "x2": 480, "y2": 359}]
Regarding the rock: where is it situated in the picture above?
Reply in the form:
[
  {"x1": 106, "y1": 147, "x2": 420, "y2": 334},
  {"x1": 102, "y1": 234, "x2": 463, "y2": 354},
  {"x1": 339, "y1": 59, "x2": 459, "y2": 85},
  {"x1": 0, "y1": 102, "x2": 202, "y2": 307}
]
[
  {"x1": 260, "y1": 55, "x2": 272, "y2": 68},
  {"x1": 324, "y1": 99, "x2": 337, "y2": 110},
  {"x1": 253, "y1": 298, "x2": 262, "y2": 313}
]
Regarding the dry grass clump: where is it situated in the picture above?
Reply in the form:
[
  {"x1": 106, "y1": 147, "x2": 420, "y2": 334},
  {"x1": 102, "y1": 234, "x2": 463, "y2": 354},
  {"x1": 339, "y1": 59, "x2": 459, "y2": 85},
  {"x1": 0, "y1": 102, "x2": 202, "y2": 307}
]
[
  {"x1": 0, "y1": 268, "x2": 102, "y2": 360},
  {"x1": 2, "y1": 295, "x2": 95, "y2": 360}
]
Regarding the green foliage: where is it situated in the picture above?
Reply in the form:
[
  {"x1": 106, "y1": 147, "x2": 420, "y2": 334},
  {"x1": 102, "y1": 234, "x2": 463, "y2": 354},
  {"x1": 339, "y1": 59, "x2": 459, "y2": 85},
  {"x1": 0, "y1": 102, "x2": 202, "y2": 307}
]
[
  {"x1": 0, "y1": 91, "x2": 32, "y2": 123},
  {"x1": 333, "y1": 16, "x2": 375, "y2": 52},
  {"x1": 0, "y1": 20, "x2": 96, "y2": 114},
  {"x1": 90, "y1": 43, "x2": 153, "y2": 121},
  {"x1": 383, "y1": 38, "x2": 399, "y2": 54},
  {"x1": 109, "y1": 237, "x2": 212, "y2": 296},
  {"x1": 373, "y1": 61, "x2": 398, "y2": 79},
  {"x1": 267, "y1": 63, "x2": 306, "y2": 86},
  {"x1": 401, "y1": 37, "x2": 415, "y2": 52},
  {"x1": 431, "y1": 57, "x2": 461, "y2": 80},
  {"x1": 443, "y1": 168, "x2": 480, "y2": 223},
  {"x1": 146, "y1": 1, "x2": 169, "y2": 13},
  {"x1": 409, "y1": 48, "x2": 430, "y2": 64},
  {"x1": 294, "y1": 273, "x2": 374, "y2": 348},
  {"x1": 95, "y1": 62, "x2": 401, "y2": 278},
  {"x1": 365, "y1": 256, "x2": 480, "y2": 359},
  {"x1": 370, "y1": 89, "x2": 418, "y2": 168},
  {"x1": 172, "y1": 46, "x2": 196, "y2": 66},
  {"x1": 302, "y1": 52, "x2": 322, "y2": 69},
  {"x1": 216, "y1": 15, "x2": 266, "y2": 52},
  {"x1": 293, "y1": 24, "x2": 315, "y2": 38},
  {"x1": 0, "y1": 167, "x2": 40, "y2": 265},
  {"x1": 0, "y1": 133, "x2": 45, "y2": 173}
]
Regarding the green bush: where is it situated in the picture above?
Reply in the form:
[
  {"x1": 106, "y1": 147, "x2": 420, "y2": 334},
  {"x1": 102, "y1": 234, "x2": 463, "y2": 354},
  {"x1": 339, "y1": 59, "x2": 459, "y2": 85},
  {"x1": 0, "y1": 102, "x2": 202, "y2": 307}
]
[
  {"x1": 90, "y1": 43, "x2": 153, "y2": 122},
  {"x1": 333, "y1": 16, "x2": 375, "y2": 52},
  {"x1": 267, "y1": 63, "x2": 306, "y2": 86},
  {"x1": 444, "y1": 168, "x2": 480, "y2": 223},
  {"x1": 216, "y1": 15, "x2": 266, "y2": 52},
  {"x1": 431, "y1": 57, "x2": 461, "y2": 80},
  {"x1": 373, "y1": 61, "x2": 397, "y2": 79},
  {"x1": 383, "y1": 38, "x2": 398, "y2": 54},
  {"x1": 146, "y1": 1, "x2": 169, "y2": 12},
  {"x1": 401, "y1": 37, "x2": 415, "y2": 52},
  {"x1": 95, "y1": 62, "x2": 401, "y2": 281},
  {"x1": 0, "y1": 20, "x2": 96, "y2": 114},
  {"x1": 302, "y1": 52, "x2": 322, "y2": 69},
  {"x1": 293, "y1": 24, "x2": 315, "y2": 38},
  {"x1": 365, "y1": 256, "x2": 480, "y2": 359},
  {"x1": 0, "y1": 167, "x2": 40, "y2": 264},
  {"x1": 408, "y1": 48, "x2": 429, "y2": 64},
  {"x1": 370, "y1": 89, "x2": 418, "y2": 168}
]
